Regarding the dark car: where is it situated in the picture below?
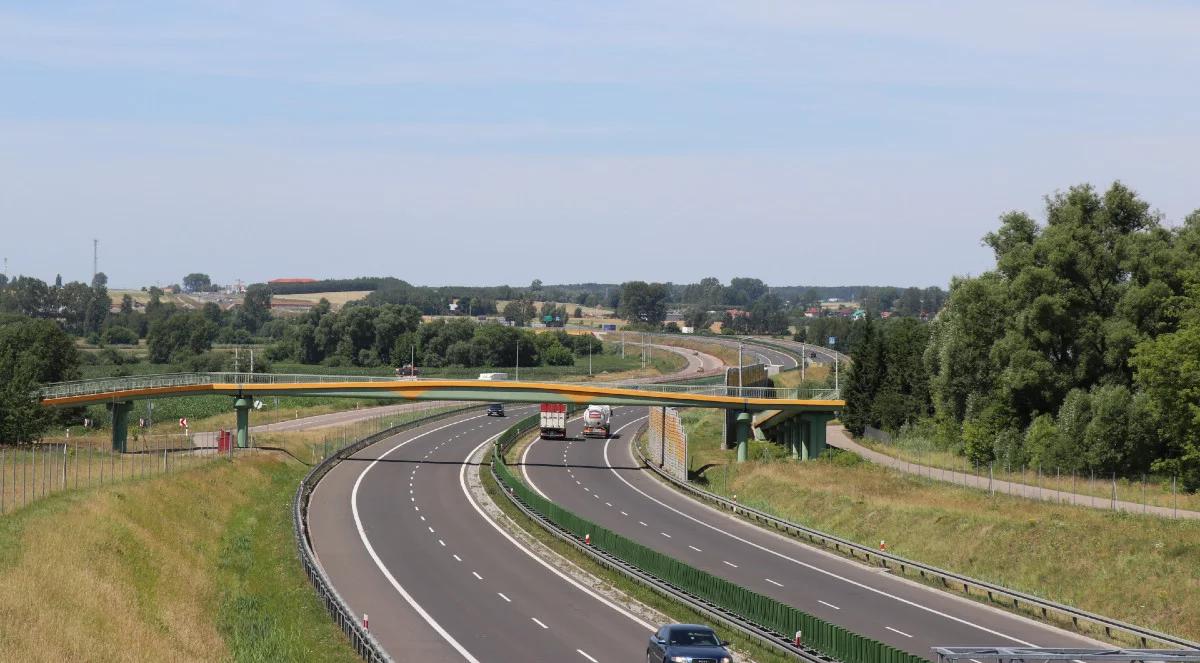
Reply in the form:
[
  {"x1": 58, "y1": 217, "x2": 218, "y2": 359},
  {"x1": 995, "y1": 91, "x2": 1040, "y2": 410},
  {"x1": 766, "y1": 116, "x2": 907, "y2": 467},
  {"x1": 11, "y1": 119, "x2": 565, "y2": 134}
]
[
  {"x1": 647, "y1": 624, "x2": 733, "y2": 663},
  {"x1": 486, "y1": 403, "x2": 505, "y2": 417}
]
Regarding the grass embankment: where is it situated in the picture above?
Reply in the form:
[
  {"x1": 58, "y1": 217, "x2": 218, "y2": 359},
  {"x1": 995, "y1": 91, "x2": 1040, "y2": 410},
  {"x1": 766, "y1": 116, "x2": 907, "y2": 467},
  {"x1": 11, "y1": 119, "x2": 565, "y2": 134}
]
[
  {"x1": 484, "y1": 433, "x2": 787, "y2": 663},
  {"x1": 0, "y1": 431, "x2": 359, "y2": 662},
  {"x1": 771, "y1": 365, "x2": 831, "y2": 389},
  {"x1": 648, "y1": 336, "x2": 741, "y2": 367},
  {"x1": 678, "y1": 409, "x2": 1200, "y2": 642},
  {"x1": 856, "y1": 435, "x2": 1200, "y2": 513}
]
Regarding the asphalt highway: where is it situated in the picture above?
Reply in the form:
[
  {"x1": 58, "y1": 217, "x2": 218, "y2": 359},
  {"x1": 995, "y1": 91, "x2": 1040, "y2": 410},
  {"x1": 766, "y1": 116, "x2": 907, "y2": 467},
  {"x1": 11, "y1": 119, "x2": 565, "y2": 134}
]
[
  {"x1": 307, "y1": 406, "x2": 658, "y2": 662},
  {"x1": 521, "y1": 407, "x2": 1100, "y2": 658}
]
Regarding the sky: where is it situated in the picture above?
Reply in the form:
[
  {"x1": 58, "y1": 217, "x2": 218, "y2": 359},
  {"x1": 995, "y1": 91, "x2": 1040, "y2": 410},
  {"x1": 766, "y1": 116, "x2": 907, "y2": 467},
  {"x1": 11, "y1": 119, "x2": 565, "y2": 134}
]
[{"x1": 2, "y1": 1, "x2": 1198, "y2": 290}]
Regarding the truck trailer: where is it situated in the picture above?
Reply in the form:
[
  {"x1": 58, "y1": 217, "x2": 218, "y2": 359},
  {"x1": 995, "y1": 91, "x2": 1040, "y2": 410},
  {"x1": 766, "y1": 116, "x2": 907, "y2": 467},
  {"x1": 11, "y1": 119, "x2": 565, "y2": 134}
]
[
  {"x1": 539, "y1": 403, "x2": 568, "y2": 439},
  {"x1": 581, "y1": 404, "x2": 612, "y2": 438}
]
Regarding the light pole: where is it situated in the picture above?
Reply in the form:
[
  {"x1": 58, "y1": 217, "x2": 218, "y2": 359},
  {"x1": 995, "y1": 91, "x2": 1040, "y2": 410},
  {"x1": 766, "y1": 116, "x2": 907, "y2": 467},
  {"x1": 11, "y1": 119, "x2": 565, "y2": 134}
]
[
  {"x1": 588, "y1": 337, "x2": 593, "y2": 376},
  {"x1": 515, "y1": 336, "x2": 520, "y2": 381},
  {"x1": 738, "y1": 341, "x2": 744, "y2": 390}
]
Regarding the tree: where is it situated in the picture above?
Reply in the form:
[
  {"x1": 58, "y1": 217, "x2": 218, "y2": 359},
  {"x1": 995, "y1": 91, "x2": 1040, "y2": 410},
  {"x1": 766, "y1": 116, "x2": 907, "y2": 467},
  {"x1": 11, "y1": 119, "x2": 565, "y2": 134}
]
[
  {"x1": 236, "y1": 284, "x2": 273, "y2": 334},
  {"x1": 0, "y1": 317, "x2": 80, "y2": 443},
  {"x1": 842, "y1": 316, "x2": 884, "y2": 436},
  {"x1": 91, "y1": 272, "x2": 107, "y2": 288},
  {"x1": 147, "y1": 312, "x2": 217, "y2": 363},
  {"x1": 182, "y1": 273, "x2": 212, "y2": 293},
  {"x1": 617, "y1": 281, "x2": 669, "y2": 325},
  {"x1": 502, "y1": 300, "x2": 537, "y2": 327}
]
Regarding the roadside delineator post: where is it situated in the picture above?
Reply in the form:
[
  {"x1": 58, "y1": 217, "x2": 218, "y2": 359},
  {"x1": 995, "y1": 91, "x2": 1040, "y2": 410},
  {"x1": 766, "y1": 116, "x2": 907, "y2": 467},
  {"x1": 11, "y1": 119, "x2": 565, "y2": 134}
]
[
  {"x1": 879, "y1": 540, "x2": 887, "y2": 552},
  {"x1": 363, "y1": 614, "x2": 369, "y2": 630},
  {"x1": 794, "y1": 630, "x2": 802, "y2": 646},
  {"x1": 584, "y1": 533, "x2": 591, "y2": 545}
]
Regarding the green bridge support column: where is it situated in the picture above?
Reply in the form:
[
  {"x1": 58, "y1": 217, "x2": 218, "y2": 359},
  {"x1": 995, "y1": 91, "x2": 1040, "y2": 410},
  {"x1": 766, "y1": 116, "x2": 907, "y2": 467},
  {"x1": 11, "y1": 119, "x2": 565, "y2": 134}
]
[
  {"x1": 804, "y1": 413, "x2": 833, "y2": 459},
  {"x1": 234, "y1": 397, "x2": 252, "y2": 448},
  {"x1": 735, "y1": 411, "x2": 751, "y2": 463},
  {"x1": 787, "y1": 418, "x2": 800, "y2": 460},
  {"x1": 799, "y1": 415, "x2": 812, "y2": 461},
  {"x1": 107, "y1": 401, "x2": 133, "y2": 453}
]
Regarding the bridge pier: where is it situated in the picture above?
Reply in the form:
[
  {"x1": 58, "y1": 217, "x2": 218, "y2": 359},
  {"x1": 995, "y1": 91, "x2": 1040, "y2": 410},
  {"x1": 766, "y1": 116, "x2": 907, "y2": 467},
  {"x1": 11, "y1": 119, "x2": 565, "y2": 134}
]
[
  {"x1": 802, "y1": 413, "x2": 832, "y2": 459},
  {"x1": 234, "y1": 397, "x2": 252, "y2": 448},
  {"x1": 107, "y1": 401, "x2": 134, "y2": 453},
  {"x1": 735, "y1": 411, "x2": 751, "y2": 462}
]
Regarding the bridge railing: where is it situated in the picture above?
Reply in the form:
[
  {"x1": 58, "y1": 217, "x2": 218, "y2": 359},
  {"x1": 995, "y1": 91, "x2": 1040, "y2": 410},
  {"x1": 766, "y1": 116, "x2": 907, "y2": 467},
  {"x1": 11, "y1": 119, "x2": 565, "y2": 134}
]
[{"x1": 40, "y1": 373, "x2": 841, "y2": 402}]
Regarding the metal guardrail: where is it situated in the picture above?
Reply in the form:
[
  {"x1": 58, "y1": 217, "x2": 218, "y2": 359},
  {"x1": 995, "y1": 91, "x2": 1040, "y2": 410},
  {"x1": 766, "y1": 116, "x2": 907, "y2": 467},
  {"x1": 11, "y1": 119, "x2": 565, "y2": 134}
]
[
  {"x1": 634, "y1": 445, "x2": 1200, "y2": 651},
  {"x1": 491, "y1": 418, "x2": 828, "y2": 663},
  {"x1": 292, "y1": 404, "x2": 477, "y2": 663},
  {"x1": 39, "y1": 372, "x2": 841, "y2": 402}
]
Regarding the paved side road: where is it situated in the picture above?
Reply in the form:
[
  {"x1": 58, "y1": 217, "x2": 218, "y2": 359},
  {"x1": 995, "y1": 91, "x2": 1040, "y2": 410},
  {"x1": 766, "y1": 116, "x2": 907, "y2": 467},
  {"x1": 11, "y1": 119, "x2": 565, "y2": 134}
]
[{"x1": 826, "y1": 426, "x2": 1199, "y2": 520}]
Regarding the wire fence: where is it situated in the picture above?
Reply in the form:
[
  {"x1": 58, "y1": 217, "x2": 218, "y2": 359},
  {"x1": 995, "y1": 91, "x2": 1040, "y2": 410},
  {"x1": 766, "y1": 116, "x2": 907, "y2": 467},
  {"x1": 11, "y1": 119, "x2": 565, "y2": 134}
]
[
  {"x1": 855, "y1": 436, "x2": 1196, "y2": 518},
  {"x1": 0, "y1": 441, "x2": 227, "y2": 516}
]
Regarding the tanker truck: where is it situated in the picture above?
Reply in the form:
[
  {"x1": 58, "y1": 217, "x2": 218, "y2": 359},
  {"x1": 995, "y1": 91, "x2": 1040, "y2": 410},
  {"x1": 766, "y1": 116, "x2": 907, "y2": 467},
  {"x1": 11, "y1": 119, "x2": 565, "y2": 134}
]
[{"x1": 581, "y1": 404, "x2": 612, "y2": 438}]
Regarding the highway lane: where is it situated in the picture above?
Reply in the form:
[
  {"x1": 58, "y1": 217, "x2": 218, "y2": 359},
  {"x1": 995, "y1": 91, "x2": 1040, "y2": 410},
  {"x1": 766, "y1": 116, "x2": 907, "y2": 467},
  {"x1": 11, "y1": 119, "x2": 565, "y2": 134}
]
[
  {"x1": 307, "y1": 407, "x2": 656, "y2": 662},
  {"x1": 521, "y1": 407, "x2": 1100, "y2": 657}
]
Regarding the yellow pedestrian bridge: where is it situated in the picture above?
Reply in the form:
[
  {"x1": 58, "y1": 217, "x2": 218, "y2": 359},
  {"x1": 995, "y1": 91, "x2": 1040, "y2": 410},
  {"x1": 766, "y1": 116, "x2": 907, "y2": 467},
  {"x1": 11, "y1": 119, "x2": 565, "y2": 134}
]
[{"x1": 38, "y1": 372, "x2": 843, "y2": 451}]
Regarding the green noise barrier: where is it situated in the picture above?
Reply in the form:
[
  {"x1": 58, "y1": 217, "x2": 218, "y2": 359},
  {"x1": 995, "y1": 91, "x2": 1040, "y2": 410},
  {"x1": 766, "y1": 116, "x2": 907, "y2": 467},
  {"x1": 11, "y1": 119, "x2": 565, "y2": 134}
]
[{"x1": 493, "y1": 413, "x2": 928, "y2": 663}]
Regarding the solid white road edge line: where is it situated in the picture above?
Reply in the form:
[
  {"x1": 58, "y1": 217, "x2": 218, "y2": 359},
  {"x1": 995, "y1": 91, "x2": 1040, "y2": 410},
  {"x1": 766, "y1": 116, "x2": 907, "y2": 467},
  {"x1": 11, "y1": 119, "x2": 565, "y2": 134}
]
[
  {"x1": 351, "y1": 413, "x2": 489, "y2": 663},
  {"x1": 603, "y1": 426, "x2": 1039, "y2": 647},
  {"x1": 458, "y1": 430, "x2": 657, "y2": 632}
]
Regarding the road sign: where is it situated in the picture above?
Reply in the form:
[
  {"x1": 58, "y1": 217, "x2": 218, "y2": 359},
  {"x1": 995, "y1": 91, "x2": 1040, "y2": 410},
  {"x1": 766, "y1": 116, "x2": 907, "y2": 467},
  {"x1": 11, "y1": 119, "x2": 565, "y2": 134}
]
[
  {"x1": 179, "y1": 417, "x2": 188, "y2": 428},
  {"x1": 253, "y1": 400, "x2": 263, "y2": 410},
  {"x1": 827, "y1": 336, "x2": 836, "y2": 346}
]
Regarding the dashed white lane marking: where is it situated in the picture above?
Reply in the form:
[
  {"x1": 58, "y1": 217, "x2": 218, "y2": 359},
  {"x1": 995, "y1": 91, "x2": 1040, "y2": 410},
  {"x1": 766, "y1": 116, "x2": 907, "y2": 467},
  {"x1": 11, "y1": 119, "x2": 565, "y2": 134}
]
[
  {"x1": 970, "y1": 659, "x2": 985, "y2": 663},
  {"x1": 575, "y1": 480, "x2": 581, "y2": 484},
  {"x1": 428, "y1": 526, "x2": 435, "y2": 533},
  {"x1": 689, "y1": 545, "x2": 702, "y2": 552},
  {"x1": 723, "y1": 560, "x2": 739, "y2": 568},
  {"x1": 639, "y1": 521, "x2": 648, "y2": 527},
  {"x1": 620, "y1": 511, "x2": 628, "y2": 516},
  {"x1": 531, "y1": 617, "x2": 548, "y2": 629},
  {"x1": 660, "y1": 532, "x2": 671, "y2": 538},
  {"x1": 420, "y1": 515, "x2": 426, "y2": 521},
  {"x1": 414, "y1": 506, "x2": 420, "y2": 511},
  {"x1": 460, "y1": 430, "x2": 656, "y2": 632},
  {"x1": 350, "y1": 414, "x2": 490, "y2": 663},
  {"x1": 765, "y1": 578, "x2": 783, "y2": 587},
  {"x1": 577, "y1": 650, "x2": 598, "y2": 662},
  {"x1": 498, "y1": 592, "x2": 511, "y2": 602},
  {"x1": 453, "y1": 554, "x2": 462, "y2": 562},
  {"x1": 593, "y1": 494, "x2": 600, "y2": 499},
  {"x1": 583, "y1": 487, "x2": 590, "y2": 492},
  {"x1": 886, "y1": 626, "x2": 913, "y2": 638},
  {"x1": 600, "y1": 426, "x2": 1040, "y2": 647},
  {"x1": 605, "y1": 502, "x2": 612, "y2": 507},
  {"x1": 472, "y1": 571, "x2": 483, "y2": 580},
  {"x1": 438, "y1": 539, "x2": 446, "y2": 547},
  {"x1": 818, "y1": 600, "x2": 841, "y2": 610}
]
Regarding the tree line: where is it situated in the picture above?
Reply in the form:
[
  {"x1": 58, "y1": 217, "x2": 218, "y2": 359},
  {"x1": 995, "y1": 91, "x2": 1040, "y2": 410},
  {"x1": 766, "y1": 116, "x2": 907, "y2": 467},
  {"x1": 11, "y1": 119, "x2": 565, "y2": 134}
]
[{"x1": 844, "y1": 182, "x2": 1200, "y2": 490}]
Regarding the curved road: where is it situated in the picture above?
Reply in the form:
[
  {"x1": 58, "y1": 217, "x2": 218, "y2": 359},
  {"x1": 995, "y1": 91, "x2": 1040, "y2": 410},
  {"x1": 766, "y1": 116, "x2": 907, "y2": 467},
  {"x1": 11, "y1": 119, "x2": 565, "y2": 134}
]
[
  {"x1": 307, "y1": 407, "x2": 657, "y2": 661},
  {"x1": 521, "y1": 408, "x2": 1100, "y2": 657}
]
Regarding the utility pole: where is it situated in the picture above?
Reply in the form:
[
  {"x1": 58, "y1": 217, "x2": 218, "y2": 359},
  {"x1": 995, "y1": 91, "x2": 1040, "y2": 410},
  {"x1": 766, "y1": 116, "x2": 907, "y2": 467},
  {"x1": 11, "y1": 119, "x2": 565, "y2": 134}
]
[
  {"x1": 834, "y1": 355, "x2": 840, "y2": 393},
  {"x1": 515, "y1": 337, "x2": 520, "y2": 380}
]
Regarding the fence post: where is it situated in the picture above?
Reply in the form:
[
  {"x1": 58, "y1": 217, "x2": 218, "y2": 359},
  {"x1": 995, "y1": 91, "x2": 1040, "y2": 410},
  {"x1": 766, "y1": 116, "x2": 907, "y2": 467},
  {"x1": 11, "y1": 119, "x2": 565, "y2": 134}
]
[
  {"x1": 1, "y1": 447, "x2": 5, "y2": 514},
  {"x1": 62, "y1": 444, "x2": 68, "y2": 490},
  {"x1": 988, "y1": 463, "x2": 993, "y2": 496},
  {"x1": 1111, "y1": 473, "x2": 1117, "y2": 510}
]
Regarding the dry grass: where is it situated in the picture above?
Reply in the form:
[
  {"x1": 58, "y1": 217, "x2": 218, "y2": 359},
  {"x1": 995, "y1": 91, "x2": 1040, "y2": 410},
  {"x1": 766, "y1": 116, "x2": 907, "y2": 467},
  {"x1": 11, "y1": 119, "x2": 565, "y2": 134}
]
[
  {"x1": 271, "y1": 291, "x2": 372, "y2": 308},
  {"x1": 771, "y1": 365, "x2": 831, "y2": 389},
  {"x1": 0, "y1": 431, "x2": 360, "y2": 662},
  {"x1": 676, "y1": 408, "x2": 1200, "y2": 641},
  {"x1": 643, "y1": 336, "x2": 740, "y2": 366}
]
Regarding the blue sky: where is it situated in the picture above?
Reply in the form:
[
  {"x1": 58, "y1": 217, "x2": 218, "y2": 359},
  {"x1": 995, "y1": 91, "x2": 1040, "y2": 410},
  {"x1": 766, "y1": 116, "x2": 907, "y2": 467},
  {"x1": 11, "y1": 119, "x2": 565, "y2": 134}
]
[{"x1": 2, "y1": 1, "x2": 1198, "y2": 289}]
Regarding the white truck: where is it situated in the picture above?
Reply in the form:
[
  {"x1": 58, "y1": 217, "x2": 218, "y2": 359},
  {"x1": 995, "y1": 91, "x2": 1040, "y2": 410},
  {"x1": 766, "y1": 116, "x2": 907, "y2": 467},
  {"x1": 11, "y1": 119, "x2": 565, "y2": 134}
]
[
  {"x1": 478, "y1": 372, "x2": 509, "y2": 380},
  {"x1": 540, "y1": 403, "x2": 568, "y2": 439},
  {"x1": 581, "y1": 404, "x2": 612, "y2": 438}
]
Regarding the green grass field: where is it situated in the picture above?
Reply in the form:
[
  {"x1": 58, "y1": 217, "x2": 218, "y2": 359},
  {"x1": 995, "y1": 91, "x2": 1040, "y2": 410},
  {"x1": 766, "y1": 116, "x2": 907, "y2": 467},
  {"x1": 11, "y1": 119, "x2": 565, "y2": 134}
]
[{"x1": 677, "y1": 409, "x2": 1200, "y2": 642}]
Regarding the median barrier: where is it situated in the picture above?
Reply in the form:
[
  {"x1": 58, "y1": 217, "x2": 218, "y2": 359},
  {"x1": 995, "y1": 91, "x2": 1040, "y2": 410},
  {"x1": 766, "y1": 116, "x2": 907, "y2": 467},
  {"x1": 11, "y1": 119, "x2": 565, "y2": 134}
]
[{"x1": 492, "y1": 415, "x2": 925, "y2": 663}]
